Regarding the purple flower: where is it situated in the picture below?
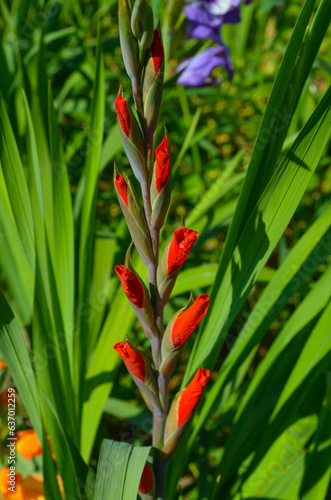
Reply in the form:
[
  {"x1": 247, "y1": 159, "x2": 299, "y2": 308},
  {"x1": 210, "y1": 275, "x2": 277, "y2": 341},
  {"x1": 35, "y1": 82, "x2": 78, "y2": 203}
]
[
  {"x1": 176, "y1": 45, "x2": 234, "y2": 87},
  {"x1": 177, "y1": 0, "x2": 253, "y2": 87},
  {"x1": 185, "y1": 0, "x2": 252, "y2": 41}
]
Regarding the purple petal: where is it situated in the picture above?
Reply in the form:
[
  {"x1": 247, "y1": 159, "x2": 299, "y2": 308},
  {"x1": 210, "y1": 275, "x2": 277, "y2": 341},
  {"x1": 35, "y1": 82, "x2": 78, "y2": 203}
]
[
  {"x1": 187, "y1": 21, "x2": 222, "y2": 43},
  {"x1": 223, "y1": 7, "x2": 241, "y2": 23},
  {"x1": 176, "y1": 45, "x2": 234, "y2": 87},
  {"x1": 184, "y1": 5, "x2": 223, "y2": 28}
]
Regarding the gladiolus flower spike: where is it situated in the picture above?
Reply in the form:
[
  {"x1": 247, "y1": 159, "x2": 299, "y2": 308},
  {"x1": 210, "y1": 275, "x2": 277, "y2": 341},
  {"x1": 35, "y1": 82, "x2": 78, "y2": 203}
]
[{"x1": 114, "y1": 4, "x2": 212, "y2": 491}]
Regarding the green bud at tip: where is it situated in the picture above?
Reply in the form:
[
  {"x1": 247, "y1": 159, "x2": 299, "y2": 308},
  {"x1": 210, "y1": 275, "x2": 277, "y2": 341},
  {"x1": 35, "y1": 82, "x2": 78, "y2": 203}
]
[{"x1": 131, "y1": 0, "x2": 154, "y2": 54}]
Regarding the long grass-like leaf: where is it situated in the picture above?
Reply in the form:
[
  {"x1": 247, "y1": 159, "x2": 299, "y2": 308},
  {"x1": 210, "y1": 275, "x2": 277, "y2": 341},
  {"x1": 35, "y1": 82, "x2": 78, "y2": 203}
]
[
  {"x1": 76, "y1": 27, "x2": 105, "y2": 419},
  {"x1": 94, "y1": 439, "x2": 151, "y2": 500},
  {"x1": 0, "y1": 294, "x2": 41, "y2": 436},
  {"x1": 186, "y1": 85, "x2": 331, "y2": 382},
  {"x1": 217, "y1": 0, "x2": 330, "y2": 273},
  {"x1": 214, "y1": 265, "x2": 331, "y2": 492},
  {"x1": 300, "y1": 373, "x2": 331, "y2": 500}
]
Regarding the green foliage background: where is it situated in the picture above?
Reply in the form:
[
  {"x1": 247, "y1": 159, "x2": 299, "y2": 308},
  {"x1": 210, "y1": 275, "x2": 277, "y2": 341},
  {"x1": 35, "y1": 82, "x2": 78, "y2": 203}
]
[{"x1": 0, "y1": 0, "x2": 330, "y2": 498}]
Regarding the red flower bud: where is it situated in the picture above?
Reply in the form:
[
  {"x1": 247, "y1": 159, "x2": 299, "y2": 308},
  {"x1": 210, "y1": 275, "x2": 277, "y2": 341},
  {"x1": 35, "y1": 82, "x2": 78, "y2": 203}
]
[
  {"x1": 168, "y1": 228, "x2": 199, "y2": 275},
  {"x1": 115, "y1": 174, "x2": 129, "y2": 207},
  {"x1": 163, "y1": 367, "x2": 210, "y2": 457},
  {"x1": 138, "y1": 462, "x2": 154, "y2": 494},
  {"x1": 115, "y1": 95, "x2": 131, "y2": 137},
  {"x1": 151, "y1": 30, "x2": 164, "y2": 75},
  {"x1": 172, "y1": 294, "x2": 209, "y2": 348},
  {"x1": 114, "y1": 340, "x2": 161, "y2": 412},
  {"x1": 113, "y1": 341, "x2": 146, "y2": 381},
  {"x1": 157, "y1": 228, "x2": 199, "y2": 304},
  {"x1": 177, "y1": 368, "x2": 210, "y2": 427},
  {"x1": 115, "y1": 265, "x2": 144, "y2": 308},
  {"x1": 114, "y1": 168, "x2": 154, "y2": 266},
  {"x1": 155, "y1": 136, "x2": 170, "y2": 193}
]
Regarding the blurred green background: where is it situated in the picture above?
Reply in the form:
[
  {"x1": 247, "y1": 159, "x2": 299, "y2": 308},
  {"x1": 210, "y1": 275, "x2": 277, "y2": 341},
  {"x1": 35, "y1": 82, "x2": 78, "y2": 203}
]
[{"x1": 0, "y1": 0, "x2": 330, "y2": 498}]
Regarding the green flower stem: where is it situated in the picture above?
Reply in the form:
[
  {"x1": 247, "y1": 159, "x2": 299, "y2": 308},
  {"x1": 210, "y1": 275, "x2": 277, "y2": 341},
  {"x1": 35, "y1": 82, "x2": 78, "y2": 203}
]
[
  {"x1": 153, "y1": 451, "x2": 169, "y2": 500},
  {"x1": 132, "y1": 75, "x2": 145, "y2": 131},
  {"x1": 158, "y1": 373, "x2": 169, "y2": 412},
  {"x1": 131, "y1": 54, "x2": 169, "y2": 499},
  {"x1": 153, "y1": 415, "x2": 168, "y2": 499},
  {"x1": 150, "y1": 333, "x2": 162, "y2": 373},
  {"x1": 141, "y1": 180, "x2": 153, "y2": 227}
]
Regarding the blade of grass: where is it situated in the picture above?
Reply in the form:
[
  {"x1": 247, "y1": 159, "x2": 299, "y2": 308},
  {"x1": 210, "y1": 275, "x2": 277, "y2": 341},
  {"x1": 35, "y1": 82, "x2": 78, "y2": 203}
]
[
  {"x1": 0, "y1": 294, "x2": 41, "y2": 437},
  {"x1": 300, "y1": 373, "x2": 331, "y2": 500},
  {"x1": 94, "y1": 440, "x2": 151, "y2": 500},
  {"x1": 48, "y1": 83, "x2": 75, "y2": 368},
  {"x1": 0, "y1": 97, "x2": 34, "y2": 271},
  {"x1": 186, "y1": 85, "x2": 331, "y2": 382},
  {"x1": 76, "y1": 26, "x2": 105, "y2": 424},
  {"x1": 172, "y1": 106, "x2": 201, "y2": 175},
  {"x1": 81, "y1": 257, "x2": 145, "y2": 462},
  {"x1": 214, "y1": 265, "x2": 331, "y2": 490},
  {"x1": 216, "y1": 0, "x2": 330, "y2": 282}
]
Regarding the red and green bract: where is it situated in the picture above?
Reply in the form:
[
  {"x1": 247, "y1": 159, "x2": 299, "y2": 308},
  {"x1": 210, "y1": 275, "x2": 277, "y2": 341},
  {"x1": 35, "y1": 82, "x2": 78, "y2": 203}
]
[
  {"x1": 172, "y1": 294, "x2": 209, "y2": 348},
  {"x1": 115, "y1": 95, "x2": 131, "y2": 137},
  {"x1": 115, "y1": 265, "x2": 144, "y2": 308},
  {"x1": 177, "y1": 368, "x2": 210, "y2": 427},
  {"x1": 155, "y1": 136, "x2": 170, "y2": 193},
  {"x1": 168, "y1": 228, "x2": 199, "y2": 275},
  {"x1": 113, "y1": 342, "x2": 146, "y2": 382}
]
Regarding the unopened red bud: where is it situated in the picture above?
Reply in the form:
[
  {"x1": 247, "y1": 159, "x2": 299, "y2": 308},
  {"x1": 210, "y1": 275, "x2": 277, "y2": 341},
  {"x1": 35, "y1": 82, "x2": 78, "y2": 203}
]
[
  {"x1": 157, "y1": 227, "x2": 199, "y2": 303},
  {"x1": 114, "y1": 340, "x2": 161, "y2": 412},
  {"x1": 168, "y1": 228, "x2": 199, "y2": 275},
  {"x1": 114, "y1": 167, "x2": 154, "y2": 266},
  {"x1": 138, "y1": 461, "x2": 154, "y2": 495},
  {"x1": 177, "y1": 368, "x2": 210, "y2": 426},
  {"x1": 150, "y1": 136, "x2": 171, "y2": 229},
  {"x1": 143, "y1": 29, "x2": 164, "y2": 134},
  {"x1": 162, "y1": 368, "x2": 210, "y2": 457},
  {"x1": 114, "y1": 264, "x2": 156, "y2": 339},
  {"x1": 115, "y1": 265, "x2": 144, "y2": 308},
  {"x1": 114, "y1": 341, "x2": 146, "y2": 381},
  {"x1": 114, "y1": 94, "x2": 146, "y2": 183},
  {"x1": 160, "y1": 294, "x2": 209, "y2": 377},
  {"x1": 115, "y1": 95, "x2": 131, "y2": 137},
  {"x1": 155, "y1": 136, "x2": 170, "y2": 193},
  {"x1": 172, "y1": 294, "x2": 209, "y2": 348},
  {"x1": 151, "y1": 30, "x2": 164, "y2": 75},
  {"x1": 115, "y1": 174, "x2": 129, "y2": 206}
]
